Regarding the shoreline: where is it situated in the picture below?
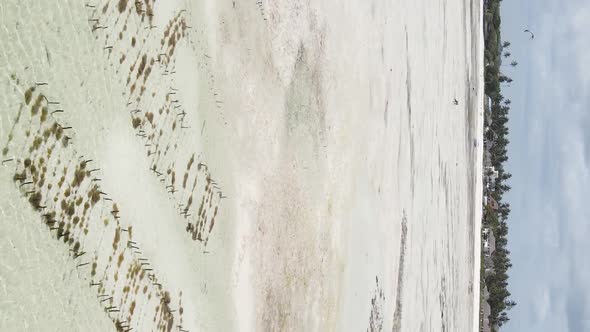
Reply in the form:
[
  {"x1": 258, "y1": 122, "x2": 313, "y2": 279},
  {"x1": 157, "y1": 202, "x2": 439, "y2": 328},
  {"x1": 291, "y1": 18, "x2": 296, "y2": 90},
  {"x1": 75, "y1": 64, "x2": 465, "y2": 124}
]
[{"x1": 472, "y1": 0, "x2": 486, "y2": 330}]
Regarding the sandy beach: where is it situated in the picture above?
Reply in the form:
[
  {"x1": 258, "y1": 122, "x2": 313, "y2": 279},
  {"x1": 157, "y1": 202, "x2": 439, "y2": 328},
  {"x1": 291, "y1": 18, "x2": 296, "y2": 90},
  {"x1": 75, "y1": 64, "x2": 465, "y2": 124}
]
[{"x1": 0, "y1": 0, "x2": 483, "y2": 331}]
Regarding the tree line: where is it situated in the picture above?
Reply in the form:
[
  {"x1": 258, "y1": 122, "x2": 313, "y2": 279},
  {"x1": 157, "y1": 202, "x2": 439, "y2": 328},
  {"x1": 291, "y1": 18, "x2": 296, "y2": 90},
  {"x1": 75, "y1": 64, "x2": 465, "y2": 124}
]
[{"x1": 483, "y1": 0, "x2": 517, "y2": 330}]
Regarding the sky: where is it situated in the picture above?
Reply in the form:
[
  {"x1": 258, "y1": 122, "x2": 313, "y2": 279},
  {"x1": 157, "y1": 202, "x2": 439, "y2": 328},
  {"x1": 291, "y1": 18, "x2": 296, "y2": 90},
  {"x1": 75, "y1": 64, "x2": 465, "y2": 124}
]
[{"x1": 500, "y1": 0, "x2": 590, "y2": 331}]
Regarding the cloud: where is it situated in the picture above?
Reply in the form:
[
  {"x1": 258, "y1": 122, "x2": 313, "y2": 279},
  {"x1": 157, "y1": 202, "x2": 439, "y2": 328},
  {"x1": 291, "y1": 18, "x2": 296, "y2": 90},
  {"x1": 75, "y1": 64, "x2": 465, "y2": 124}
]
[
  {"x1": 561, "y1": 152, "x2": 590, "y2": 329},
  {"x1": 559, "y1": 129, "x2": 589, "y2": 214},
  {"x1": 503, "y1": 1, "x2": 590, "y2": 331},
  {"x1": 534, "y1": 287, "x2": 550, "y2": 321},
  {"x1": 567, "y1": 4, "x2": 590, "y2": 94},
  {"x1": 539, "y1": 205, "x2": 560, "y2": 249},
  {"x1": 565, "y1": 285, "x2": 590, "y2": 331}
]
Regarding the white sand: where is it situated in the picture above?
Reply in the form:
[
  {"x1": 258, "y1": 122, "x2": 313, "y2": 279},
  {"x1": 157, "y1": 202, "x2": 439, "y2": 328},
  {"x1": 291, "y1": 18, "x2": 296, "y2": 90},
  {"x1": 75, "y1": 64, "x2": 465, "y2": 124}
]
[{"x1": 0, "y1": 0, "x2": 483, "y2": 331}]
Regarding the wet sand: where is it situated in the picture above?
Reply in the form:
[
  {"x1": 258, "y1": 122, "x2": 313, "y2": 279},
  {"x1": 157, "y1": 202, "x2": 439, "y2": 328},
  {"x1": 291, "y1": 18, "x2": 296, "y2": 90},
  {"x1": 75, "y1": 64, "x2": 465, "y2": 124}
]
[{"x1": 0, "y1": 0, "x2": 482, "y2": 331}]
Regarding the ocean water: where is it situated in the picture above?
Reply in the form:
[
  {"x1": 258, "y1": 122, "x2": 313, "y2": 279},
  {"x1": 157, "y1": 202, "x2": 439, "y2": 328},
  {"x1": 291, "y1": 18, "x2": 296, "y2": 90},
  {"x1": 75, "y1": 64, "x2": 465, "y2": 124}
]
[{"x1": 0, "y1": 0, "x2": 483, "y2": 331}]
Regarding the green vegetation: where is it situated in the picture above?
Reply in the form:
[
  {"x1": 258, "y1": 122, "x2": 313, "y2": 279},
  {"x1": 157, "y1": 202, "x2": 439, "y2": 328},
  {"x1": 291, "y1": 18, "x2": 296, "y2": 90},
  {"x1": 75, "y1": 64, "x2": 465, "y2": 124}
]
[{"x1": 482, "y1": 0, "x2": 516, "y2": 330}]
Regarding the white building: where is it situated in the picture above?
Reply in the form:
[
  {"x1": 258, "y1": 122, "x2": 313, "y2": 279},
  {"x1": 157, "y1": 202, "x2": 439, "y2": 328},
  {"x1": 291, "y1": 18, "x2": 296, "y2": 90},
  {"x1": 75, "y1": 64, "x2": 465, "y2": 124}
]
[
  {"x1": 484, "y1": 166, "x2": 499, "y2": 189},
  {"x1": 482, "y1": 227, "x2": 496, "y2": 256}
]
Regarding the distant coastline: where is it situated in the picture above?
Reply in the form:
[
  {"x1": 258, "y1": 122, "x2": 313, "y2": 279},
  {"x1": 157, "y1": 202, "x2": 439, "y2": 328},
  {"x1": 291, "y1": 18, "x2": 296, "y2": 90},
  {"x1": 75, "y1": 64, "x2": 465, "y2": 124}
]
[{"x1": 480, "y1": 0, "x2": 518, "y2": 331}]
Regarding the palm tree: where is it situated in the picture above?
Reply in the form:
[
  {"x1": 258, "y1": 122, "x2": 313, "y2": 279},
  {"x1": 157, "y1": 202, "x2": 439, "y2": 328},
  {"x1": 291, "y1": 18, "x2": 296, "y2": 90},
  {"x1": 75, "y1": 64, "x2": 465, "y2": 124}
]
[
  {"x1": 504, "y1": 99, "x2": 511, "y2": 105},
  {"x1": 510, "y1": 61, "x2": 518, "y2": 67},
  {"x1": 505, "y1": 300, "x2": 517, "y2": 310},
  {"x1": 498, "y1": 312, "x2": 510, "y2": 326},
  {"x1": 502, "y1": 41, "x2": 511, "y2": 48},
  {"x1": 503, "y1": 52, "x2": 511, "y2": 58}
]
